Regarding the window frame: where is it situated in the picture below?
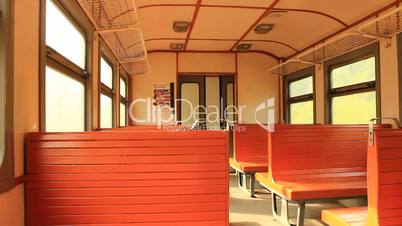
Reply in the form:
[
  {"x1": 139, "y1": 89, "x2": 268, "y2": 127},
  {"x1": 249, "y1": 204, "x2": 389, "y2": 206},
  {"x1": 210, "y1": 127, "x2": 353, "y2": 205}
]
[
  {"x1": 119, "y1": 71, "x2": 129, "y2": 127},
  {"x1": 98, "y1": 41, "x2": 117, "y2": 128},
  {"x1": 0, "y1": 0, "x2": 15, "y2": 193},
  {"x1": 398, "y1": 33, "x2": 402, "y2": 123},
  {"x1": 39, "y1": 0, "x2": 93, "y2": 131},
  {"x1": 324, "y1": 43, "x2": 381, "y2": 124},
  {"x1": 283, "y1": 67, "x2": 316, "y2": 124}
]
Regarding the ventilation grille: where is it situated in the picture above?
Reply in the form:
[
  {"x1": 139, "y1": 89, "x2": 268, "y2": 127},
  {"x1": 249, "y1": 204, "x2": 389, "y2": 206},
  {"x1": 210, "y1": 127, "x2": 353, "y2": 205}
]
[
  {"x1": 121, "y1": 60, "x2": 149, "y2": 76},
  {"x1": 101, "y1": 29, "x2": 147, "y2": 60},
  {"x1": 360, "y1": 6, "x2": 402, "y2": 37},
  {"x1": 268, "y1": 60, "x2": 313, "y2": 75},
  {"x1": 77, "y1": 0, "x2": 139, "y2": 30},
  {"x1": 299, "y1": 33, "x2": 377, "y2": 64}
]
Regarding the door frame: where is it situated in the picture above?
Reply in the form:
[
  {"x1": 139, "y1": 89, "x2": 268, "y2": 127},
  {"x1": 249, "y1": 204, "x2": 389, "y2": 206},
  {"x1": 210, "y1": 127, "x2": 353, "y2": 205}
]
[{"x1": 177, "y1": 74, "x2": 236, "y2": 127}]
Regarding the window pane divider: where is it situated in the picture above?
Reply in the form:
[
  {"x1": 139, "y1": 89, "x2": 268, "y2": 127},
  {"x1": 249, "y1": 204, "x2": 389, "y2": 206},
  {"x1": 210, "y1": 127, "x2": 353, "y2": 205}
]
[
  {"x1": 289, "y1": 94, "x2": 314, "y2": 103},
  {"x1": 330, "y1": 81, "x2": 376, "y2": 95},
  {"x1": 100, "y1": 84, "x2": 114, "y2": 97},
  {"x1": 46, "y1": 46, "x2": 87, "y2": 78}
]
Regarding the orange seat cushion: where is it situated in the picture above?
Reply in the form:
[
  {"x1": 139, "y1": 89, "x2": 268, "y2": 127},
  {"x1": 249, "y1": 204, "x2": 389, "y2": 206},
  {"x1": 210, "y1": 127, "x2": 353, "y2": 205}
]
[
  {"x1": 321, "y1": 207, "x2": 367, "y2": 226},
  {"x1": 256, "y1": 170, "x2": 366, "y2": 201},
  {"x1": 229, "y1": 157, "x2": 268, "y2": 173}
]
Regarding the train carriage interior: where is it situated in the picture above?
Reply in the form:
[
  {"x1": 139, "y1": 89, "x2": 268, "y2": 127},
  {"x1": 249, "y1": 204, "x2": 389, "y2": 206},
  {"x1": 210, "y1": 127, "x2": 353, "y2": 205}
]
[{"x1": 1, "y1": 0, "x2": 402, "y2": 225}]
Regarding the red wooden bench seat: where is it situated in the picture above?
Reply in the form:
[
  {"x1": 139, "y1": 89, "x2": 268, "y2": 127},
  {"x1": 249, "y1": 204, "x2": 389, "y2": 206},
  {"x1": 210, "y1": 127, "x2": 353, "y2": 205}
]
[
  {"x1": 229, "y1": 124, "x2": 268, "y2": 197},
  {"x1": 25, "y1": 130, "x2": 229, "y2": 226},
  {"x1": 322, "y1": 207, "x2": 367, "y2": 226},
  {"x1": 256, "y1": 169, "x2": 366, "y2": 201},
  {"x1": 255, "y1": 125, "x2": 387, "y2": 226},
  {"x1": 321, "y1": 128, "x2": 402, "y2": 226}
]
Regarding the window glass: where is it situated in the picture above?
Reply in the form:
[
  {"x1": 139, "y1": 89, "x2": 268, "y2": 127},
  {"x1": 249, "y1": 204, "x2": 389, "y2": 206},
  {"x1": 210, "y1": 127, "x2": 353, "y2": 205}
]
[
  {"x1": 332, "y1": 91, "x2": 376, "y2": 124},
  {"x1": 120, "y1": 103, "x2": 126, "y2": 127},
  {"x1": 45, "y1": 66, "x2": 85, "y2": 132},
  {"x1": 289, "y1": 76, "x2": 313, "y2": 98},
  {"x1": 290, "y1": 101, "x2": 314, "y2": 124},
  {"x1": 120, "y1": 78, "x2": 127, "y2": 98},
  {"x1": 205, "y1": 77, "x2": 220, "y2": 130},
  {"x1": 100, "y1": 57, "x2": 113, "y2": 89},
  {"x1": 226, "y1": 83, "x2": 235, "y2": 124},
  {"x1": 331, "y1": 57, "x2": 375, "y2": 89},
  {"x1": 181, "y1": 83, "x2": 199, "y2": 127},
  {"x1": 46, "y1": 0, "x2": 86, "y2": 68},
  {"x1": 100, "y1": 94, "x2": 113, "y2": 128}
]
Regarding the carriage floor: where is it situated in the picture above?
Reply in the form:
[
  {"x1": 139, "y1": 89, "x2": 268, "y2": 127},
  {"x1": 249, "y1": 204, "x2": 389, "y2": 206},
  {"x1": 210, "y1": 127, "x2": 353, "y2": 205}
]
[{"x1": 229, "y1": 174, "x2": 357, "y2": 226}]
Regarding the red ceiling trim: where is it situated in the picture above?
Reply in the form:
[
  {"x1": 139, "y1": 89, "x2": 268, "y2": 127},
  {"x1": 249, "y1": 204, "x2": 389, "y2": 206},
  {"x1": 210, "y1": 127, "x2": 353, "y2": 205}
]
[
  {"x1": 145, "y1": 38, "x2": 298, "y2": 52},
  {"x1": 147, "y1": 49, "x2": 280, "y2": 60},
  {"x1": 229, "y1": 0, "x2": 282, "y2": 51},
  {"x1": 273, "y1": 8, "x2": 348, "y2": 27},
  {"x1": 138, "y1": 4, "x2": 196, "y2": 9},
  {"x1": 137, "y1": 4, "x2": 347, "y2": 27},
  {"x1": 184, "y1": 0, "x2": 203, "y2": 50},
  {"x1": 286, "y1": 0, "x2": 402, "y2": 60}
]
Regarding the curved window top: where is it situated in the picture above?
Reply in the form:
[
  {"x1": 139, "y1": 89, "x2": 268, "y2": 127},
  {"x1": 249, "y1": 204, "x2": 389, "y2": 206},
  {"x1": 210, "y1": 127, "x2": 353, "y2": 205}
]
[{"x1": 46, "y1": 0, "x2": 86, "y2": 68}]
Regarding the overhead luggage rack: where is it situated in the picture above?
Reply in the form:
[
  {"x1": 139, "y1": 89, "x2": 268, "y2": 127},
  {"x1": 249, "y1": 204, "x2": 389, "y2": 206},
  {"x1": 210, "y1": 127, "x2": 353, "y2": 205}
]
[
  {"x1": 101, "y1": 28, "x2": 147, "y2": 60},
  {"x1": 267, "y1": 59, "x2": 315, "y2": 75},
  {"x1": 76, "y1": 0, "x2": 149, "y2": 76},
  {"x1": 359, "y1": 6, "x2": 402, "y2": 38},
  {"x1": 299, "y1": 33, "x2": 377, "y2": 64},
  {"x1": 76, "y1": 0, "x2": 139, "y2": 31},
  {"x1": 121, "y1": 59, "x2": 149, "y2": 76}
]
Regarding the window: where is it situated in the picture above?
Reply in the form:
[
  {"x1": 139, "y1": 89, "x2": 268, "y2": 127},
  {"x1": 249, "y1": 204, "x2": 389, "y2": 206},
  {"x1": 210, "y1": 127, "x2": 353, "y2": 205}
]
[
  {"x1": 119, "y1": 75, "x2": 128, "y2": 127},
  {"x1": 0, "y1": 0, "x2": 15, "y2": 192},
  {"x1": 284, "y1": 68, "x2": 315, "y2": 124},
  {"x1": 42, "y1": 0, "x2": 88, "y2": 132},
  {"x1": 325, "y1": 44, "x2": 380, "y2": 124},
  {"x1": 100, "y1": 55, "x2": 114, "y2": 128}
]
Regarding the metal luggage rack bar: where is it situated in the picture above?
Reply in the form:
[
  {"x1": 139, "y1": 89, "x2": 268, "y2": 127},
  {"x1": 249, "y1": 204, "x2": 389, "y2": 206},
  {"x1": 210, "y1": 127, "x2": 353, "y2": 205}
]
[
  {"x1": 268, "y1": 5, "x2": 402, "y2": 76},
  {"x1": 76, "y1": 0, "x2": 149, "y2": 76}
]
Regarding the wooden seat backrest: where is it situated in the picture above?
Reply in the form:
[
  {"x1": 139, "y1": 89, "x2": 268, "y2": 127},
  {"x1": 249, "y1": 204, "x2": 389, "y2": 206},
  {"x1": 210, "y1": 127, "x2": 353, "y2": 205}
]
[
  {"x1": 25, "y1": 130, "x2": 229, "y2": 226},
  {"x1": 368, "y1": 129, "x2": 402, "y2": 226},
  {"x1": 233, "y1": 124, "x2": 268, "y2": 162},
  {"x1": 269, "y1": 125, "x2": 376, "y2": 180}
]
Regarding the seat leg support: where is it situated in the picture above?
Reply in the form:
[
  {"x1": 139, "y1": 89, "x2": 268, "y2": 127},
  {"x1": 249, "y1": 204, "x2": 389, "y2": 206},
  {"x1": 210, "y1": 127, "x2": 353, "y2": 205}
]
[
  {"x1": 238, "y1": 172, "x2": 256, "y2": 198},
  {"x1": 270, "y1": 193, "x2": 306, "y2": 226},
  {"x1": 237, "y1": 171, "x2": 243, "y2": 188},
  {"x1": 249, "y1": 173, "x2": 255, "y2": 197}
]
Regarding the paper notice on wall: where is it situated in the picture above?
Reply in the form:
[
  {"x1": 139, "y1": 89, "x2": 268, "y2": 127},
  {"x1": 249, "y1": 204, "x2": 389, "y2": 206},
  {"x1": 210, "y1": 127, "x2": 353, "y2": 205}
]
[{"x1": 152, "y1": 84, "x2": 171, "y2": 112}]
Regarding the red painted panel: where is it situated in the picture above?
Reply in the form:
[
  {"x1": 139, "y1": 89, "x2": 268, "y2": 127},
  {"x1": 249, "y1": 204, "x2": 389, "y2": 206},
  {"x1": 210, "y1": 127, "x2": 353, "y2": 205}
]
[{"x1": 25, "y1": 130, "x2": 229, "y2": 226}]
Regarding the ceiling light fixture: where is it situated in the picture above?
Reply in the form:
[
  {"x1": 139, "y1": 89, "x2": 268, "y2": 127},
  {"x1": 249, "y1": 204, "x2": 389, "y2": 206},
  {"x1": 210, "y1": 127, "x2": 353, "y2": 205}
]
[
  {"x1": 170, "y1": 43, "x2": 184, "y2": 50},
  {"x1": 173, "y1": 21, "x2": 190, "y2": 33},
  {"x1": 266, "y1": 10, "x2": 288, "y2": 18},
  {"x1": 254, "y1": 24, "x2": 274, "y2": 34},
  {"x1": 237, "y1": 44, "x2": 252, "y2": 52}
]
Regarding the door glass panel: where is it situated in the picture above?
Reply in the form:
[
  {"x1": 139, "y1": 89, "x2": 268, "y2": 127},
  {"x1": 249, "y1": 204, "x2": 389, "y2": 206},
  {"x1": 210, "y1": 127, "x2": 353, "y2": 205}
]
[
  {"x1": 332, "y1": 91, "x2": 376, "y2": 124},
  {"x1": 100, "y1": 57, "x2": 113, "y2": 89},
  {"x1": 45, "y1": 66, "x2": 85, "y2": 132},
  {"x1": 331, "y1": 57, "x2": 375, "y2": 89},
  {"x1": 46, "y1": 0, "x2": 86, "y2": 68},
  {"x1": 120, "y1": 103, "x2": 126, "y2": 127},
  {"x1": 289, "y1": 76, "x2": 313, "y2": 98},
  {"x1": 100, "y1": 94, "x2": 113, "y2": 128},
  {"x1": 206, "y1": 77, "x2": 220, "y2": 130},
  {"x1": 226, "y1": 83, "x2": 235, "y2": 125},
  {"x1": 290, "y1": 100, "x2": 314, "y2": 124},
  {"x1": 181, "y1": 83, "x2": 199, "y2": 127}
]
